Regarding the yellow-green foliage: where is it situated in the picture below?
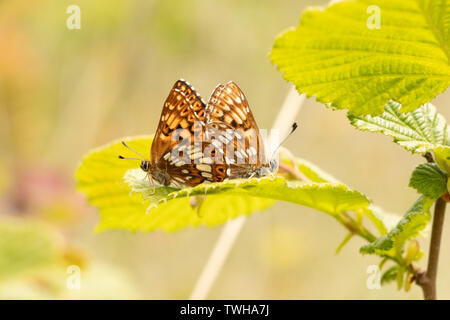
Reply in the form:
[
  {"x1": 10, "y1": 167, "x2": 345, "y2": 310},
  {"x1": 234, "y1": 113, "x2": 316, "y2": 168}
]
[
  {"x1": 271, "y1": 0, "x2": 450, "y2": 116},
  {"x1": 75, "y1": 136, "x2": 371, "y2": 233}
]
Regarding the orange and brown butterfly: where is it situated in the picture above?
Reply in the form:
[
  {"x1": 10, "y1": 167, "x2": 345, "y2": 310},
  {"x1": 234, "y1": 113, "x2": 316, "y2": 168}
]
[{"x1": 119, "y1": 79, "x2": 296, "y2": 192}]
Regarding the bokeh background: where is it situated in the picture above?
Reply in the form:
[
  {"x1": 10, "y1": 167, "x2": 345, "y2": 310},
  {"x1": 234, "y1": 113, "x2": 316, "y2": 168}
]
[{"x1": 1, "y1": 0, "x2": 450, "y2": 299}]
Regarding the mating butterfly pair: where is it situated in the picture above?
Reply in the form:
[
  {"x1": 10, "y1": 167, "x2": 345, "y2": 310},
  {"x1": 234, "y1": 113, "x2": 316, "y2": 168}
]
[{"x1": 120, "y1": 79, "x2": 296, "y2": 191}]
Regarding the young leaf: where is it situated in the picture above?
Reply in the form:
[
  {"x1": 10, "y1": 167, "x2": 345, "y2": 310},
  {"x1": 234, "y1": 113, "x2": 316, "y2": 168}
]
[
  {"x1": 349, "y1": 102, "x2": 450, "y2": 154},
  {"x1": 360, "y1": 196, "x2": 433, "y2": 259},
  {"x1": 362, "y1": 205, "x2": 401, "y2": 236},
  {"x1": 409, "y1": 163, "x2": 447, "y2": 199},
  {"x1": 335, "y1": 232, "x2": 353, "y2": 254},
  {"x1": 270, "y1": 0, "x2": 450, "y2": 116},
  {"x1": 381, "y1": 266, "x2": 398, "y2": 285},
  {"x1": 76, "y1": 136, "x2": 371, "y2": 233},
  {"x1": 433, "y1": 146, "x2": 450, "y2": 174}
]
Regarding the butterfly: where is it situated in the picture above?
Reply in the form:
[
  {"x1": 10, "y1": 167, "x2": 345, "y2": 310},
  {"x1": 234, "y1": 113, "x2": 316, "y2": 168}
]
[{"x1": 119, "y1": 79, "x2": 296, "y2": 192}]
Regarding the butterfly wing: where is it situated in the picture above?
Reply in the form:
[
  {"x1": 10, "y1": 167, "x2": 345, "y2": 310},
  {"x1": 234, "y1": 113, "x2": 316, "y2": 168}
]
[
  {"x1": 151, "y1": 79, "x2": 206, "y2": 165},
  {"x1": 205, "y1": 81, "x2": 268, "y2": 178},
  {"x1": 151, "y1": 79, "x2": 216, "y2": 187},
  {"x1": 206, "y1": 82, "x2": 261, "y2": 130},
  {"x1": 150, "y1": 80, "x2": 268, "y2": 189}
]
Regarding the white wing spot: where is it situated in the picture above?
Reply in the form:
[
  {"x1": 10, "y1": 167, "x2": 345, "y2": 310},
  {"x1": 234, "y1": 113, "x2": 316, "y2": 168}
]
[
  {"x1": 212, "y1": 140, "x2": 222, "y2": 148},
  {"x1": 235, "y1": 107, "x2": 246, "y2": 120},
  {"x1": 202, "y1": 157, "x2": 213, "y2": 164},
  {"x1": 196, "y1": 164, "x2": 212, "y2": 172},
  {"x1": 201, "y1": 172, "x2": 213, "y2": 178}
]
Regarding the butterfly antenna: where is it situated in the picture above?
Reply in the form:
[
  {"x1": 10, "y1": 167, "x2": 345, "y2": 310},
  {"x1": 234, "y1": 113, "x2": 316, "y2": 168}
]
[
  {"x1": 118, "y1": 155, "x2": 143, "y2": 161},
  {"x1": 270, "y1": 122, "x2": 298, "y2": 160},
  {"x1": 120, "y1": 141, "x2": 146, "y2": 160}
]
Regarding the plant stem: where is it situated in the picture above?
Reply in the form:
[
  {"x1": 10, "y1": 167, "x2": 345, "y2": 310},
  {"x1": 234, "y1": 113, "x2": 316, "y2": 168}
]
[{"x1": 416, "y1": 197, "x2": 446, "y2": 300}]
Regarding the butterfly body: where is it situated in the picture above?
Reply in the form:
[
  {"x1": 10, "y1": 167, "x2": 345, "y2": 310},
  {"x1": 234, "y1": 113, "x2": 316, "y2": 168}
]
[
  {"x1": 124, "y1": 79, "x2": 279, "y2": 190},
  {"x1": 140, "y1": 160, "x2": 171, "y2": 187}
]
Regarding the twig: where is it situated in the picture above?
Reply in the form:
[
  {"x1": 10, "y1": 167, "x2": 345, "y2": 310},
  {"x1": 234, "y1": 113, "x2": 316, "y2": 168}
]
[
  {"x1": 415, "y1": 197, "x2": 446, "y2": 300},
  {"x1": 189, "y1": 216, "x2": 246, "y2": 299},
  {"x1": 413, "y1": 152, "x2": 447, "y2": 299},
  {"x1": 189, "y1": 86, "x2": 305, "y2": 300}
]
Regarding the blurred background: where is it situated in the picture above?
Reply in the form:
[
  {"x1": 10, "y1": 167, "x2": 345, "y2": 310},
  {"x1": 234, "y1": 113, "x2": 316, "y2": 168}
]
[{"x1": 1, "y1": 0, "x2": 450, "y2": 299}]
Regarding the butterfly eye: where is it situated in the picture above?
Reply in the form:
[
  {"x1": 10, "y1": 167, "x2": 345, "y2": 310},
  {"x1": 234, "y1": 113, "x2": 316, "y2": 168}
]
[{"x1": 140, "y1": 160, "x2": 150, "y2": 172}]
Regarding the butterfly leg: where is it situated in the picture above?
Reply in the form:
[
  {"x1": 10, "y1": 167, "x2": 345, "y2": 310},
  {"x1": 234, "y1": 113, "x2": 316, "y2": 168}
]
[{"x1": 147, "y1": 173, "x2": 156, "y2": 195}]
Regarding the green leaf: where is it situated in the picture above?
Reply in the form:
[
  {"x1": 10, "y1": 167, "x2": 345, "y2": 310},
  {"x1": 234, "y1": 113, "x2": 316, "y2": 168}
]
[
  {"x1": 75, "y1": 135, "x2": 268, "y2": 233},
  {"x1": 76, "y1": 136, "x2": 371, "y2": 233},
  {"x1": 286, "y1": 154, "x2": 399, "y2": 237},
  {"x1": 409, "y1": 163, "x2": 447, "y2": 198},
  {"x1": 282, "y1": 155, "x2": 340, "y2": 183},
  {"x1": 360, "y1": 196, "x2": 433, "y2": 259},
  {"x1": 335, "y1": 232, "x2": 353, "y2": 254},
  {"x1": 362, "y1": 204, "x2": 401, "y2": 235},
  {"x1": 270, "y1": 0, "x2": 450, "y2": 116},
  {"x1": 381, "y1": 266, "x2": 398, "y2": 285},
  {"x1": 349, "y1": 102, "x2": 450, "y2": 154},
  {"x1": 0, "y1": 220, "x2": 58, "y2": 281},
  {"x1": 433, "y1": 145, "x2": 450, "y2": 174}
]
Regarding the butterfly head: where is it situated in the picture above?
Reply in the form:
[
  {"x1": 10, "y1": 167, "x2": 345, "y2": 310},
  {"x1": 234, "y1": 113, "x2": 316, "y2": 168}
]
[
  {"x1": 140, "y1": 160, "x2": 150, "y2": 172},
  {"x1": 255, "y1": 159, "x2": 278, "y2": 177},
  {"x1": 119, "y1": 141, "x2": 161, "y2": 193}
]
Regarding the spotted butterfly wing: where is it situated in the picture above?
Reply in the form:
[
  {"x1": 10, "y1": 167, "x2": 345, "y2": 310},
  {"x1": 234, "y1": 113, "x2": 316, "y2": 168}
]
[
  {"x1": 148, "y1": 79, "x2": 270, "y2": 189},
  {"x1": 206, "y1": 82, "x2": 259, "y2": 131},
  {"x1": 151, "y1": 79, "x2": 204, "y2": 163},
  {"x1": 205, "y1": 81, "x2": 269, "y2": 180},
  {"x1": 151, "y1": 79, "x2": 211, "y2": 187}
]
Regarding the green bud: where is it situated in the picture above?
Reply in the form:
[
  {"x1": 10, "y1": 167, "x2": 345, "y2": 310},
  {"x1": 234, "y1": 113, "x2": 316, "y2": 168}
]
[
  {"x1": 404, "y1": 273, "x2": 412, "y2": 292},
  {"x1": 405, "y1": 240, "x2": 420, "y2": 264}
]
